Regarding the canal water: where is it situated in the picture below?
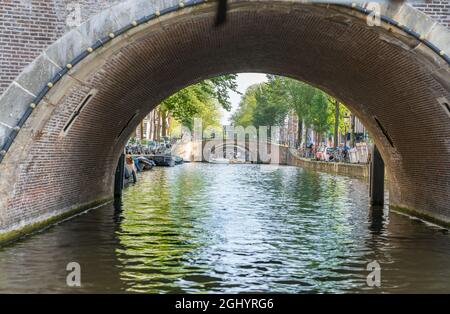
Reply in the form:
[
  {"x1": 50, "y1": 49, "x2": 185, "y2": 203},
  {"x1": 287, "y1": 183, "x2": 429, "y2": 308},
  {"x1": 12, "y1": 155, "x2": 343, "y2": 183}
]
[{"x1": 0, "y1": 163, "x2": 449, "y2": 293}]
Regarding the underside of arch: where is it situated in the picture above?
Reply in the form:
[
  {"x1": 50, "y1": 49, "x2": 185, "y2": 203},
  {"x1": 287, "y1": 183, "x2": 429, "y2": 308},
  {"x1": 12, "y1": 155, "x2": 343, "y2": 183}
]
[{"x1": 0, "y1": 0, "x2": 449, "y2": 241}]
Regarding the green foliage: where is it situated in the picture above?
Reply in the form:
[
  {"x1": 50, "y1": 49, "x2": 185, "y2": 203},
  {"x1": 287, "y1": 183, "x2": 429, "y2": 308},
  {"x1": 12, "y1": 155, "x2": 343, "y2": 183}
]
[
  {"x1": 231, "y1": 77, "x2": 289, "y2": 129},
  {"x1": 252, "y1": 81, "x2": 289, "y2": 128},
  {"x1": 230, "y1": 84, "x2": 258, "y2": 127},
  {"x1": 160, "y1": 86, "x2": 205, "y2": 128},
  {"x1": 129, "y1": 137, "x2": 138, "y2": 144},
  {"x1": 160, "y1": 75, "x2": 238, "y2": 129},
  {"x1": 209, "y1": 75, "x2": 239, "y2": 111},
  {"x1": 231, "y1": 75, "x2": 352, "y2": 143},
  {"x1": 309, "y1": 92, "x2": 333, "y2": 135},
  {"x1": 336, "y1": 102, "x2": 351, "y2": 134},
  {"x1": 282, "y1": 78, "x2": 316, "y2": 122}
]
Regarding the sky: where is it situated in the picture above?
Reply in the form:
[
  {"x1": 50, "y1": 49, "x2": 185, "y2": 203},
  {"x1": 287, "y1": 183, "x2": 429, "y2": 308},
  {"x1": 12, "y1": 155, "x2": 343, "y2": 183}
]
[{"x1": 221, "y1": 73, "x2": 268, "y2": 125}]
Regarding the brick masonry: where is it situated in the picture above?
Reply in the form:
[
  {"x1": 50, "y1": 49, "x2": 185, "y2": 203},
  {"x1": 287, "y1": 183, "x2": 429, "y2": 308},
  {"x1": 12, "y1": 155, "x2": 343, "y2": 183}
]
[
  {"x1": 0, "y1": 0, "x2": 121, "y2": 95},
  {"x1": 0, "y1": 1, "x2": 449, "y2": 239},
  {"x1": 412, "y1": 0, "x2": 450, "y2": 27},
  {"x1": 0, "y1": 1, "x2": 448, "y2": 96},
  {"x1": 285, "y1": 149, "x2": 370, "y2": 179}
]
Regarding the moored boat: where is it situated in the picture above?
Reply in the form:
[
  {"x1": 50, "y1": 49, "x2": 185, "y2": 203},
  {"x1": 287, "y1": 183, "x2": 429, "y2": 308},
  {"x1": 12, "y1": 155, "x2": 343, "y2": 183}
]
[
  {"x1": 173, "y1": 155, "x2": 184, "y2": 165},
  {"x1": 145, "y1": 154, "x2": 176, "y2": 167},
  {"x1": 208, "y1": 157, "x2": 230, "y2": 164},
  {"x1": 136, "y1": 156, "x2": 156, "y2": 170}
]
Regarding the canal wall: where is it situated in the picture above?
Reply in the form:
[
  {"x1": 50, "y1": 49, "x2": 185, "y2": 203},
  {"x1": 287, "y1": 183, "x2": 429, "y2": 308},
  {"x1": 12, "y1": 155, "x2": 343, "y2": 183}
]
[
  {"x1": 0, "y1": 196, "x2": 112, "y2": 245},
  {"x1": 285, "y1": 151, "x2": 370, "y2": 179},
  {"x1": 176, "y1": 141, "x2": 370, "y2": 179}
]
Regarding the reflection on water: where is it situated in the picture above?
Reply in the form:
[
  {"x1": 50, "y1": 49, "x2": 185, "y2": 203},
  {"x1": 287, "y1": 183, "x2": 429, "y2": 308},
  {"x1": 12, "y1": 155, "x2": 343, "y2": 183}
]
[{"x1": 0, "y1": 163, "x2": 449, "y2": 293}]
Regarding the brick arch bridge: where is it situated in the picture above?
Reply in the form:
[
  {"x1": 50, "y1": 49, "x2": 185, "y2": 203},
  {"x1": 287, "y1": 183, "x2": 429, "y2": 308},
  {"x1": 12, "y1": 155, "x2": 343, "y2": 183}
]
[
  {"x1": 201, "y1": 138, "x2": 266, "y2": 163},
  {"x1": 0, "y1": 0, "x2": 449, "y2": 241}
]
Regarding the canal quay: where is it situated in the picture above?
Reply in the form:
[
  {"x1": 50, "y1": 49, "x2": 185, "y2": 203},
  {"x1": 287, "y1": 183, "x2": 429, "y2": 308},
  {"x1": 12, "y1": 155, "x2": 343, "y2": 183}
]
[{"x1": 0, "y1": 0, "x2": 450, "y2": 296}]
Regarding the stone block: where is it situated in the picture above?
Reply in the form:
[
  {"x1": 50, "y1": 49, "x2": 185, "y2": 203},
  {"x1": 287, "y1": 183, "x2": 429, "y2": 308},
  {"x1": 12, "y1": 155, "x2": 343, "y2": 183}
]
[
  {"x1": 111, "y1": 0, "x2": 158, "y2": 29},
  {"x1": 0, "y1": 83, "x2": 34, "y2": 129},
  {"x1": 395, "y1": 4, "x2": 437, "y2": 37},
  {"x1": 45, "y1": 30, "x2": 90, "y2": 68},
  {"x1": 427, "y1": 23, "x2": 450, "y2": 56},
  {"x1": 0, "y1": 123, "x2": 11, "y2": 148},
  {"x1": 15, "y1": 53, "x2": 61, "y2": 97},
  {"x1": 76, "y1": 7, "x2": 122, "y2": 46}
]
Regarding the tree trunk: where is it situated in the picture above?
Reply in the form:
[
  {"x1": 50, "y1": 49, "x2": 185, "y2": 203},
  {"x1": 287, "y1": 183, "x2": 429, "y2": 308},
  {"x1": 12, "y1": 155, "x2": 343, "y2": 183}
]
[
  {"x1": 153, "y1": 109, "x2": 159, "y2": 141},
  {"x1": 152, "y1": 110, "x2": 157, "y2": 141},
  {"x1": 161, "y1": 110, "x2": 167, "y2": 138},
  {"x1": 334, "y1": 100, "x2": 339, "y2": 149},
  {"x1": 139, "y1": 121, "x2": 144, "y2": 141},
  {"x1": 167, "y1": 114, "x2": 171, "y2": 137},
  {"x1": 149, "y1": 110, "x2": 153, "y2": 140},
  {"x1": 302, "y1": 120, "x2": 307, "y2": 148},
  {"x1": 350, "y1": 114, "x2": 356, "y2": 147},
  {"x1": 156, "y1": 109, "x2": 161, "y2": 141},
  {"x1": 297, "y1": 117, "x2": 302, "y2": 148}
]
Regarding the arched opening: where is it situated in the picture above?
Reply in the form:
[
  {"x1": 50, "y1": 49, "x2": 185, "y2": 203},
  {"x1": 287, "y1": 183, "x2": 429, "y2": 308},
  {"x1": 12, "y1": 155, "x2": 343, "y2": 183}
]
[{"x1": 0, "y1": 0, "x2": 449, "y2": 241}]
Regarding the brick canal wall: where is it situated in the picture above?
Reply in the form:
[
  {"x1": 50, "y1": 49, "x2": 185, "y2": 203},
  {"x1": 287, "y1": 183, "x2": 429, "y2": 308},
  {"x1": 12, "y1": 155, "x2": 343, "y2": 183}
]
[
  {"x1": 279, "y1": 145, "x2": 369, "y2": 178},
  {"x1": 285, "y1": 152, "x2": 370, "y2": 179},
  {"x1": 179, "y1": 142, "x2": 371, "y2": 179}
]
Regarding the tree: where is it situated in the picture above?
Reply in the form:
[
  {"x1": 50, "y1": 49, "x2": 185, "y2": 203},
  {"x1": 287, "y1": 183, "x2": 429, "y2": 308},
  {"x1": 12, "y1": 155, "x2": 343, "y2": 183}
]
[
  {"x1": 252, "y1": 81, "x2": 289, "y2": 131},
  {"x1": 309, "y1": 91, "x2": 333, "y2": 143},
  {"x1": 338, "y1": 103, "x2": 351, "y2": 146},
  {"x1": 159, "y1": 74, "x2": 238, "y2": 130},
  {"x1": 231, "y1": 80, "x2": 289, "y2": 130},
  {"x1": 208, "y1": 75, "x2": 239, "y2": 111},
  {"x1": 333, "y1": 98, "x2": 339, "y2": 149},
  {"x1": 231, "y1": 75, "x2": 354, "y2": 149},
  {"x1": 230, "y1": 84, "x2": 259, "y2": 127},
  {"x1": 281, "y1": 78, "x2": 317, "y2": 146},
  {"x1": 277, "y1": 77, "x2": 350, "y2": 147}
]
